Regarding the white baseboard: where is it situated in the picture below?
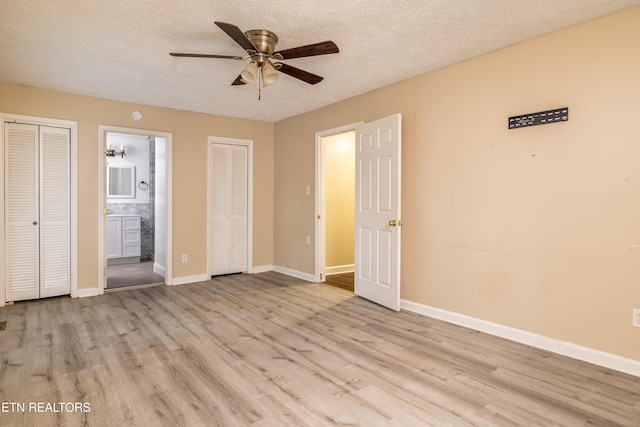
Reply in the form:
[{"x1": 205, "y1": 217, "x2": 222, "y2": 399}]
[
  {"x1": 153, "y1": 263, "x2": 165, "y2": 277},
  {"x1": 172, "y1": 274, "x2": 209, "y2": 286},
  {"x1": 272, "y1": 265, "x2": 316, "y2": 282},
  {"x1": 326, "y1": 264, "x2": 355, "y2": 275},
  {"x1": 400, "y1": 299, "x2": 640, "y2": 378},
  {"x1": 252, "y1": 265, "x2": 274, "y2": 274},
  {"x1": 77, "y1": 287, "x2": 100, "y2": 298}
]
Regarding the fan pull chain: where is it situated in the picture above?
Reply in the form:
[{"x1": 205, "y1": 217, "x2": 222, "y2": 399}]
[{"x1": 258, "y1": 66, "x2": 262, "y2": 101}]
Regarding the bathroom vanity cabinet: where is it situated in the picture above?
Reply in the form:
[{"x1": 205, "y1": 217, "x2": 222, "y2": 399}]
[{"x1": 107, "y1": 214, "x2": 141, "y2": 264}]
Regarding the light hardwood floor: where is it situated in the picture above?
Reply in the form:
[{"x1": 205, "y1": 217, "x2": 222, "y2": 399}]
[
  {"x1": 325, "y1": 272, "x2": 354, "y2": 292},
  {"x1": 1, "y1": 271, "x2": 639, "y2": 426}
]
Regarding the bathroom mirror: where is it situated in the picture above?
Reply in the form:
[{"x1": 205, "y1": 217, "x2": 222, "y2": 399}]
[{"x1": 107, "y1": 165, "x2": 136, "y2": 198}]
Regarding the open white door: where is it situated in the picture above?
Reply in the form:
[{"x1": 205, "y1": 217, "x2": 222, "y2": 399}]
[{"x1": 354, "y1": 114, "x2": 402, "y2": 311}]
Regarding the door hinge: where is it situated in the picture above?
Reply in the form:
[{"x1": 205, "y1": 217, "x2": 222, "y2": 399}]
[
  {"x1": 103, "y1": 267, "x2": 107, "y2": 276},
  {"x1": 103, "y1": 207, "x2": 107, "y2": 215}
]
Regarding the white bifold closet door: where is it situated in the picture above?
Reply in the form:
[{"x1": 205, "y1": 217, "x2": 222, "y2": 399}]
[
  {"x1": 5, "y1": 123, "x2": 70, "y2": 301},
  {"x1": 209, "y1": 143, "x2": 248, "y2": 276}
]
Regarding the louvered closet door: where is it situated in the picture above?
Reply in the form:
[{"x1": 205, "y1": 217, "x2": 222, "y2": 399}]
[
  {"x1": 5, "y1": 123, "x2": 40, "y2": 301},
  {"x1": 5, "y1": 123, "x2": 70, "y2": 301},
  {"x1": 229, "y1": 145, "x2": 248, "y2": 272},
  {"x1": 39, "y1": 126, "x2": 70, "y2": 298},
  {"x1": 209, "y1": 143, "x2": 247, "y2": 276}
]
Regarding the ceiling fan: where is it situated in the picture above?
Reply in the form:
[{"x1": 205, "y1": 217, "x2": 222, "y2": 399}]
[{"x1": 170, "y1": 21, "x2": 339, "y2": 99}]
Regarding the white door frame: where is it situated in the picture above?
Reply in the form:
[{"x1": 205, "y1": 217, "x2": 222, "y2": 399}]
[
  {"x1": 314, "y1": 122, "x2": 362, "y2": 283},
  {"x1": 207, "y1": 136, "x2": 253, "y2": 276},
  {"x1": 98, "y1": 125, "x2": 173, "y2": 293},
  {"x1": 1, "y1": 113, "x2": 78, "y2": 306}
]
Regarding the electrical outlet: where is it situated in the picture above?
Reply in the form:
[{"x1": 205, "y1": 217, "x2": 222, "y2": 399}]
[
  {"x1": 633, "y1": 309, "x2": 640, "y2": 328},
  {"x1": 181, "y1": 254, "x2": 188, "y2": 263}
]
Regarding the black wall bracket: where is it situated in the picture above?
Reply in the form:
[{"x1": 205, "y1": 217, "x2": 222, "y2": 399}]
[{"x1": 508, "y1": 107, "x2": 568, "y2": 129}]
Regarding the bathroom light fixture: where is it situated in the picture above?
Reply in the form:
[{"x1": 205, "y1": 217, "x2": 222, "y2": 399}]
[{"x1": 106, "y1": 143, "x2": 126, "y2": 158}]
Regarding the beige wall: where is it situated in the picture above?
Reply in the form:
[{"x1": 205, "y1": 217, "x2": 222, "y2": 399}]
[
  {"x1": 274, "y1": 7, "x2": 640, "y2": 360},
  {"x1": 0, "y1": 84, "x2": 274, "y2": 289},
  {"x1": 325, "y1": 131, "x2": 355, "y2": 269}
]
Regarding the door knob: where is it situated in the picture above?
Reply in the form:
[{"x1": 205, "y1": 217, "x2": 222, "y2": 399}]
[
  {"x1": 33, "y1": 221, "x2": 38, "y2": 225},
  {"x1": 388, "y1": 219, "x2": 403, "y2": 227}
]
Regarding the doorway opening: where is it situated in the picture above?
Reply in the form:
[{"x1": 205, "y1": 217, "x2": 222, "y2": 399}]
[
  {"x1": 317, "y1": 115, "x2": 402, "y2": 309},
  {"x1": 98, "y1": 126, "x2": 172, "y2": 293},
  {"x1": 315, "y1": 124, "x2": 359, "y2": 292}
]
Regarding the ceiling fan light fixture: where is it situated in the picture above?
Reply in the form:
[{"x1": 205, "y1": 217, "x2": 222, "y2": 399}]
[
  {"x1": 240, "y1": 61, "x2": 258, "y2": 86},
  {"x1": 171, "y1": 22, "x2": 339, "y2": 98},
  {"x1": 261, "y1": 62, "x2": 279, "y2": 87}
]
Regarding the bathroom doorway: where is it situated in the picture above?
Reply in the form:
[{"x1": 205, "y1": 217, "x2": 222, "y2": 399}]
[
  {"x1": 315, "y1": 124, "x2": 358, "y2": 290},
  {"x1": 98, "y1": 126, "x2": 172, "y2": 292}
]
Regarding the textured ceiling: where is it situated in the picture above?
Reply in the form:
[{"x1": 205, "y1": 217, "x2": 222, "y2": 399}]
[{"x1": 1, "y1": 1, "x2": 639, "y2": 123}]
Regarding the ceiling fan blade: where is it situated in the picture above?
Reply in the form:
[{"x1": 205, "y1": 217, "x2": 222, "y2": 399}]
[
  {"x1": 275, "y1": 63, "x2": 324, "y2": 85},
  {"x1": 214, "y1": 21, "x2": 257, "y2": 52},
  {"x1": 170, "y1": 52, "x2": 244, "y2": 60},
  {"x1": 231, "y1": 75, "x2": 246, "y2": 85},
  {"x1": 274, "y1": 41, "x2": 339, "y2": 60}
]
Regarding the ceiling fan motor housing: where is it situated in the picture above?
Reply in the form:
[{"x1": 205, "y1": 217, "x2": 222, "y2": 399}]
[{"x1": 245, "y1": 29, "x2": 279, "y2": 58}]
